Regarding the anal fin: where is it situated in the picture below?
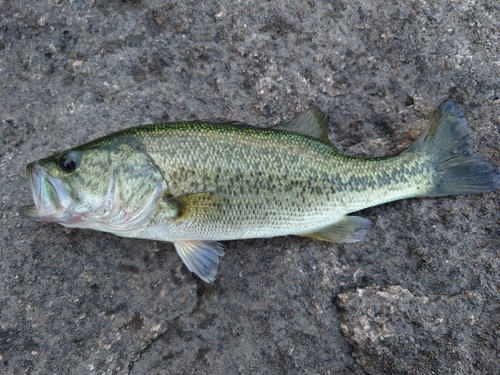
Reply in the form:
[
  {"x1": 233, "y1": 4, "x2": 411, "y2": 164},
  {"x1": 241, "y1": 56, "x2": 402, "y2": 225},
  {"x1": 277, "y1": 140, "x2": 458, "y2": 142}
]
[
  {"x1": 174, "y1": 240, "x2": 225, "y2": 282},
  {"x1": 301, "y1": 216, "x2": 372, "y2": 243}
]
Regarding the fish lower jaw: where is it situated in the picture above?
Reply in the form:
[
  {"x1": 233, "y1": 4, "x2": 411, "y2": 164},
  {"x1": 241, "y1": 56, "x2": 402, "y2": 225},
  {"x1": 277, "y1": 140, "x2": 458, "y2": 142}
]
[
  {"x1": 18, "y1": 205, "x2": 40, "y2": 219},
  {"x1": 18, "y1": 205, "x2": 72, "y2": 223}
]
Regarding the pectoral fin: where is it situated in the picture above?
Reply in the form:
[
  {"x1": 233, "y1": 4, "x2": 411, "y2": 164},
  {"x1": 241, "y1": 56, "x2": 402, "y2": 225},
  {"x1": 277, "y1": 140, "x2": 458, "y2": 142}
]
[
  {"x1": 163, "y1": 192, "x2": 226, "y2": 219},
  {"x1": 301, "y1": 216, "x2": 372, "y2": 243},
  {"x1": 174, "y1": 240, "x2": 225, "y2": 282}
]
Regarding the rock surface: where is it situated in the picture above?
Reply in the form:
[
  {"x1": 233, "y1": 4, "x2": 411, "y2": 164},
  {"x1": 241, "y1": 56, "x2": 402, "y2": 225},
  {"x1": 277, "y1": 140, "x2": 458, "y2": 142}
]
[{"x1": 1, "y1": 0, "x2": 499, "y2": 374}]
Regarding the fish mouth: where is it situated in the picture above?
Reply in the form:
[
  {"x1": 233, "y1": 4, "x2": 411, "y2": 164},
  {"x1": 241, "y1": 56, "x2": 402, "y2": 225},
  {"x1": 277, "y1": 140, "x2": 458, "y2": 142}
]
[{"x1": 18, "y1": 161, "x2": 70, "y2": 222}]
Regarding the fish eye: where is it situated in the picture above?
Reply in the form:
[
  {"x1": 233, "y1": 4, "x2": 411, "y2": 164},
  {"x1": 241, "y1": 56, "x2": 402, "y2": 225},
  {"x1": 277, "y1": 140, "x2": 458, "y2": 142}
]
[{"x1": 57, "y1": 151, "x2": 79, "y2": 173}]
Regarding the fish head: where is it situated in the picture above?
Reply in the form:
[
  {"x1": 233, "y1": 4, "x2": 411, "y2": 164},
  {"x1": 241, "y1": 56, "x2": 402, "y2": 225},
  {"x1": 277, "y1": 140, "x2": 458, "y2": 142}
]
[{"x1": 19, "y1": 138, "x2": 166, "y2": 234}]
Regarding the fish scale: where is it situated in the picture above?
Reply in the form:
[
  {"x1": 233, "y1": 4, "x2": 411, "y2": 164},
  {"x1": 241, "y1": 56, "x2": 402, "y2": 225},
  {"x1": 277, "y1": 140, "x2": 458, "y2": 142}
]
[{"x1": 134, "y1": 122, "x2": 430, "y2": 241}]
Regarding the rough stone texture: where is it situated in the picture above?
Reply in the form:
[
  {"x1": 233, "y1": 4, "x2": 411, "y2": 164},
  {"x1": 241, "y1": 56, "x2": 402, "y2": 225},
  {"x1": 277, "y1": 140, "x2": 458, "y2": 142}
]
[
  {"x1": 337, "y1": 286, "x2": 499, "y2": 374},
  {"x1": 0, "y1": 0, "x2": 499, "y2": 374}
]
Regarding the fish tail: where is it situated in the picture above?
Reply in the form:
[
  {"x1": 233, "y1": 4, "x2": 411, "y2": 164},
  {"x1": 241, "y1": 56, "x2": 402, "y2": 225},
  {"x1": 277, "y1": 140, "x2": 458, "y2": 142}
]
[{"x1": 406, "y1": 100, "x2": 500, "y2": 197}]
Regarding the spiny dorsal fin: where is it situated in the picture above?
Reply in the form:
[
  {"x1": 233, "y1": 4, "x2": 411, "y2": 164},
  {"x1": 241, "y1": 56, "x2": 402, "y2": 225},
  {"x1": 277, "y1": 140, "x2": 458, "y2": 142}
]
[
  {"x1": 278, "y1": 106, "x2": 333, "y2": 146},
  {"x1": 300, "y1": 215, "x2": 372, "y2": 243}
]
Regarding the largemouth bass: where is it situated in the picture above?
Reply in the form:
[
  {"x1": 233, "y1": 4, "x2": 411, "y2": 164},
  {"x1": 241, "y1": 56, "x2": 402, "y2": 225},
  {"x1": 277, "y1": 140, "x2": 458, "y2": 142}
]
[{"x1": 19, "y1": 101, "x2": 500, "y2": 282}]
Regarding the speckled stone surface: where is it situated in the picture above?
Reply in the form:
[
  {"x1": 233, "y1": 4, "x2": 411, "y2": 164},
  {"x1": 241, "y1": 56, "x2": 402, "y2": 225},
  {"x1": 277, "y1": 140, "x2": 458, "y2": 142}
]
[{"x1": 1, "y1": 0, "x2": 499, "y2": 374}]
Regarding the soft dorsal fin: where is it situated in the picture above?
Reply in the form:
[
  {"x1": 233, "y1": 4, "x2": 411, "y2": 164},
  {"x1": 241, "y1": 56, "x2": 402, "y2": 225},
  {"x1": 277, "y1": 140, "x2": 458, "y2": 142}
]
[{"x1": 278, "y1": 106, "x2": 333, "y2": 146}]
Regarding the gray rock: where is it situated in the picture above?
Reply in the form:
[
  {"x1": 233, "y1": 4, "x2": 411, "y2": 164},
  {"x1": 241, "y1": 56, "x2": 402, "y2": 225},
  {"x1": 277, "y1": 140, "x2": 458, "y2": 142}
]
[
  {"x1": 337, "y1": 286, "x2": 498, "y2": 374},
  {"x1": 1, "y1": 0, "x2": 499, "y2": 374}
]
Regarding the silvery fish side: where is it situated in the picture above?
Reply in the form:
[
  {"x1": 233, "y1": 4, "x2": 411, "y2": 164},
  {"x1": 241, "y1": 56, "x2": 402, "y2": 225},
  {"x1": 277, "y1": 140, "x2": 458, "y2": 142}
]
[{"x1": 19, "y1": 101, "x2": 500, "y2": 282}]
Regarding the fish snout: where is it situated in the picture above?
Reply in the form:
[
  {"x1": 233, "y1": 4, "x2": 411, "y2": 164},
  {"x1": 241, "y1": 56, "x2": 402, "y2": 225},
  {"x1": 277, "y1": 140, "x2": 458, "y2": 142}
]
[{"x1": 19, "y1": 161, "x2": 61, "y2": 220}]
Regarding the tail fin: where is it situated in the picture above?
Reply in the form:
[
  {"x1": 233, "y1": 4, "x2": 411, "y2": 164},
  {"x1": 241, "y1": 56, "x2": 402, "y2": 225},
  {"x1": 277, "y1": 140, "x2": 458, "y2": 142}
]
[{"x1": 405, "y1": 100, "x2": 500, "y2": 197}]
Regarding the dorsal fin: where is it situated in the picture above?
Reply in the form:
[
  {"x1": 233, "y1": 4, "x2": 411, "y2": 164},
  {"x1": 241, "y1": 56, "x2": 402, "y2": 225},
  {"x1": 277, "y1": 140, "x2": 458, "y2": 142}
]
[{"x1": 278, "y1": 106, "x2": 333, "y2": 146}]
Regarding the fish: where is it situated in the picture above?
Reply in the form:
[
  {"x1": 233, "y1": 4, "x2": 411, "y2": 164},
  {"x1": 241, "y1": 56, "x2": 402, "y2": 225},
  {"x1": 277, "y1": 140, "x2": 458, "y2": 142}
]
[{"x1": 19, "y1": 101, "x2": 500, "y2": 282}]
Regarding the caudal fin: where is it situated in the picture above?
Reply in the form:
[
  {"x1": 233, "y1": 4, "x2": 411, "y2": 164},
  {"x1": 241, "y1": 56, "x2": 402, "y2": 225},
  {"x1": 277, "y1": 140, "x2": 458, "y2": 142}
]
[{"x1": 405, "y1": 100, "x2": 500, "y2": 197}]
